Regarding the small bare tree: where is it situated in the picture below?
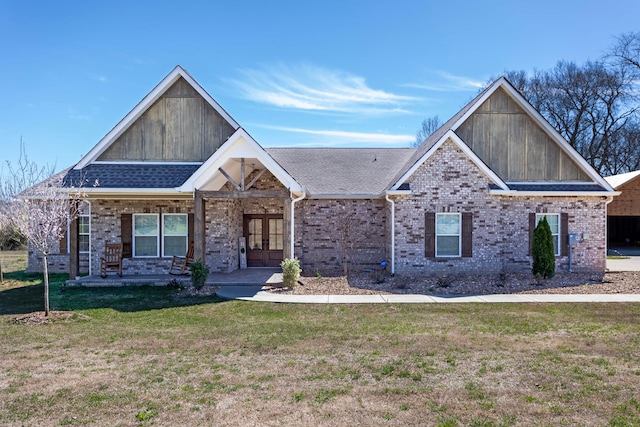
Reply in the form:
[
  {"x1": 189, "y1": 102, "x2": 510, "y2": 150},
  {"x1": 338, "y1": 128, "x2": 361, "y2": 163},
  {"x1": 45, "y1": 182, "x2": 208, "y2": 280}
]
[
  {"x1": 1, "y1": 141, "x2": 85, "y2": 316},
  {"x1": 335, "y1": 202, "x2": 368, "y2": 276},
  {"x1": 1, "y1": 139, "x2": 55, "y2": 285}
]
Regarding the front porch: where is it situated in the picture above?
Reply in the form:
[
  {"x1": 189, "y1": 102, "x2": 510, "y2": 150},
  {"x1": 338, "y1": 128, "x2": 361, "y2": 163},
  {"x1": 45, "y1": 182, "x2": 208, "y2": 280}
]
[{"x1": 65, "y1": 267, "x2": 282, "y2": 287}]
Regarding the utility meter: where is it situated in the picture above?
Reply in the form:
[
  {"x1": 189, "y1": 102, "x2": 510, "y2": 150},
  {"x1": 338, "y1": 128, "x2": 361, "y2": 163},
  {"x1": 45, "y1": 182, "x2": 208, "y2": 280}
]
[{"x1": 568, "y1": 233, "x2": 580, "y2": 245}]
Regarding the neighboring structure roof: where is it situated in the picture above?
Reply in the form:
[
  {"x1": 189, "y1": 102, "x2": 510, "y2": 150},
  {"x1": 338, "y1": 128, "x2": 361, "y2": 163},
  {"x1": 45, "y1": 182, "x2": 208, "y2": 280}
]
[
  {"x1": 604, "y1": 170, "x2": 640, "y2": 189},
  {"x1": 267, "y1": 148, "x2": 415, "y2": 197},
  {"x1": 63, "y1": 164, "x2": 201, "y2": 189}
]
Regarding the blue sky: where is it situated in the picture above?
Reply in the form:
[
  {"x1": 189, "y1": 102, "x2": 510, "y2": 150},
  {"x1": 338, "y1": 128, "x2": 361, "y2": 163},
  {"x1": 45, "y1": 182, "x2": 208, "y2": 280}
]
[{"x1": 1, "y1": 0, "x2": 639, "y2": 175}]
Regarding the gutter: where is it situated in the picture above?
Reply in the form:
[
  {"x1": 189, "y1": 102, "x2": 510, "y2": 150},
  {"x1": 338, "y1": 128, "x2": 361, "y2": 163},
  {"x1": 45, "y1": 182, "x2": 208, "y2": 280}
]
[{"x1": 290, "y1": 191, "x2": 306, "y2": 259}]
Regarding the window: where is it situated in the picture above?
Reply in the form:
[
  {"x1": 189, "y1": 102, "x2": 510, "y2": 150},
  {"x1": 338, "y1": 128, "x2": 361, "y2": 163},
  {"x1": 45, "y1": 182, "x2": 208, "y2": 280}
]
[
  {"x1": 162, "y1": 214, "x2": 188, "y2": 257},
  {"x1": 78, "y1": 215, "x2": 90, "y2": 253},
  {"x1": 133, "y1": 214, "x2": 159, "y2": 257},
  {"x1": 536, "y1": 214, "x2": 560, "y2": 256},
  {"x1": 436, "y1": 213, "x2": 461, "y2": 257}
]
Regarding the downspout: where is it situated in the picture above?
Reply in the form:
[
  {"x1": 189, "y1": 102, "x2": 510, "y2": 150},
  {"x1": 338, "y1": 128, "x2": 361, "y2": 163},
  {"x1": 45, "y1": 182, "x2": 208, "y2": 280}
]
[
  {"x1": 604, "y1": 195, "x2": 614, "y2": 263},
  {"x1": 87, "y1": 200, "x2": 92, "y2": 277},
  {"x1": 290, "y1": 191, "x2": 306, "y2": 259},
  {"x1": 385, "y1": 193, "x2": 395, "y2": 275}
]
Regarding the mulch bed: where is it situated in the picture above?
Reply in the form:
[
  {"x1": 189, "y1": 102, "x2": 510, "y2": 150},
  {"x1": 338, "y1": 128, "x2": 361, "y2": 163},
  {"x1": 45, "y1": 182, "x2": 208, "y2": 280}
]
[{"x1": 11, "y1": 311, "x2": 90, "y2": 325}]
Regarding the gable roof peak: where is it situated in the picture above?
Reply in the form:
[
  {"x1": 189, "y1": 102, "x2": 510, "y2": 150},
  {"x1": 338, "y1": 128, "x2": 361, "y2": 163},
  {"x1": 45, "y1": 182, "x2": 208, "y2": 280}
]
[{"x1": 74, "y1": 66, "x2": 240, "y2": 169}]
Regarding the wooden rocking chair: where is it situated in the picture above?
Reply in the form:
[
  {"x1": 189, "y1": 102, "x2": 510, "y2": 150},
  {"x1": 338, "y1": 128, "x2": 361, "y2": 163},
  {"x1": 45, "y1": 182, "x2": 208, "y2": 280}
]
[
  {"x1": 169, "y1": 242, "x2": 195, "y2": 275},
  {"x1": 100, "y1": 243, "x2": 123, "y2": 278}
]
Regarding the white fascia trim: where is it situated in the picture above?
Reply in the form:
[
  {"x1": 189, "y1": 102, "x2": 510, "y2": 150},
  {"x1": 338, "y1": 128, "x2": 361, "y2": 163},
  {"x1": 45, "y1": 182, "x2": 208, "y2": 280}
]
[
  {"x1": 506, "y1": 181, "x2": 604, "y2": 185},
  {"x1": 390, "y1": 130, "x2": 509, "y2": 191},
  {"x1": 451, "y1": 78, "x2": 614, "y2": 191},
  {"x1": 179, "y1": 127, "x2": 303, "y2": 193},
  {"x1": 74, "y1": 66, "x2": 239, "y2": 170},
  {"x1": 490, "y1": 190, "x2": 621, "y2": 197},
  {"x1": 385, "y1": 190, "x2": 412, "y2": 197}
]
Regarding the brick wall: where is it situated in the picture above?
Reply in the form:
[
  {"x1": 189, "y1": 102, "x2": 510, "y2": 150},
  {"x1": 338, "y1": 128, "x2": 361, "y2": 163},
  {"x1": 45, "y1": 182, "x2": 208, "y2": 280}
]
[
  {"x1": 390, "y1": 139, "x2": 607, "y2": 274},
  {"x1": 294, "y1": 199, "x2": 388, "y2": 274},
  {"x1": 90, "y1": 199, "x2": 194, "y2": 275}
]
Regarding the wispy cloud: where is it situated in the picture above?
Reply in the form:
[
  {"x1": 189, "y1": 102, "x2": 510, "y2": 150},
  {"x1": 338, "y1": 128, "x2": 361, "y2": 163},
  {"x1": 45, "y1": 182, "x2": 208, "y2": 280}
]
[
  {"x1": 229, "y1": 64, "x2": 417, "y2": 115},
  {"x1": 94, "y1": 75, "x2": 107, "y2": 83},
  {"x1": 405, "y1": 71, "x2": 485, "y2": 92},
  {"x1": 258, "y1": 125, "x2": 414, "y2": 146}
]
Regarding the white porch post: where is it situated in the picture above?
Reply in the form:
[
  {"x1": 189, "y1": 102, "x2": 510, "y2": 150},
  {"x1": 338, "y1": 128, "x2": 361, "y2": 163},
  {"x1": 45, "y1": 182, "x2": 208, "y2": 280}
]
[{"x1": 290, "y1": 191, "x2": 306, "y2": 259}]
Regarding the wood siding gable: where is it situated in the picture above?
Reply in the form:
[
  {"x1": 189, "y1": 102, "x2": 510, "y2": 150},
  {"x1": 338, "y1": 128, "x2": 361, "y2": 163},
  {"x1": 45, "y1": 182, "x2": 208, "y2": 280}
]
[
  {"x1": 97, "y1": 77, "x2": 235, "y2": 163},
  {"x1": 455, "y1": 87, "x2": 590, "y2": 183}
]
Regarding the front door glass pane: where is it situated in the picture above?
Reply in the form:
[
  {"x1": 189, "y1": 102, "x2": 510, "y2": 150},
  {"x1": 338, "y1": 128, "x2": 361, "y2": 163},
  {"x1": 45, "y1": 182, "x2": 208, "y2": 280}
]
[
  {"x1": 269, "y1": 219, "x2": 284, "y2": 250},
  {"x1": 248, "y1": 219, "x2": 262, "y2": 250}
]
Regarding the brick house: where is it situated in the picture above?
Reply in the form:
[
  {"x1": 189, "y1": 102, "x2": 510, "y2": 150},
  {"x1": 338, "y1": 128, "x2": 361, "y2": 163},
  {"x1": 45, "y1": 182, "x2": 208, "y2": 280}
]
[
  {"x1": 28, "y1": 66, "x2": 617, "y2": 278},
  {"x1": 605, "y1": 171, "x2": 640, "y2": 247}
]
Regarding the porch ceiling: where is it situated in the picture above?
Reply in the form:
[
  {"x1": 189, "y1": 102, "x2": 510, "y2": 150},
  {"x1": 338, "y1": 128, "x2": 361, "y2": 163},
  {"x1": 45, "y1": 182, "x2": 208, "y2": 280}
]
[{"x1": 199, "y1": 157, "x2": 264, "y2": 191}]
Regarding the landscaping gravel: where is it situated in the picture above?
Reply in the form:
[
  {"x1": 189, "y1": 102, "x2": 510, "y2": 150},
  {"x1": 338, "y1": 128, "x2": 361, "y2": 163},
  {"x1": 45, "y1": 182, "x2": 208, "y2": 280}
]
[{"x1": 267, "y1": 271, "x2": 640, "y2": 296}]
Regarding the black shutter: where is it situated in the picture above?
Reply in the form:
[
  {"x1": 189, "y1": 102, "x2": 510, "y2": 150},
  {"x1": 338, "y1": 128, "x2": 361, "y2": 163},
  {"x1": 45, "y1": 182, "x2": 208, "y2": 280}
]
[
  {"x1": 121, "y1": 214, "x2": 132, "y2": 258},
  {"x1": 462, "y1": 212, "x2": 473, "y2": 257},
  {"x1": 561, "y1": 213, "x2": 569, "y2": 257},
  {"x1": 425, "y1": 212, "x2": 435, "y2": 258},
  {"x1": 528, "y1": 213, "x2": 536, "y2": 256}
]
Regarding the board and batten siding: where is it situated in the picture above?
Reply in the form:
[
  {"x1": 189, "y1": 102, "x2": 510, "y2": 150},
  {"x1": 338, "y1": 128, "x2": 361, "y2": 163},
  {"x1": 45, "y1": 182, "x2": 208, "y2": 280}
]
[
  {"x1": 97, "y1": 77, "x2": 236, "y2": 162},
  {"x1": 456, "y1": 87, "x2": 589, "y2": 182}
]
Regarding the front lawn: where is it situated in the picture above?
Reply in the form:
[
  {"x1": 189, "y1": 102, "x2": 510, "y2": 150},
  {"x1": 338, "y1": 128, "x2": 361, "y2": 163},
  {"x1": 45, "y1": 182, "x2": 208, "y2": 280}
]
[{"x1": 1, "y1": 251, "x2": 639, "y2": 426}]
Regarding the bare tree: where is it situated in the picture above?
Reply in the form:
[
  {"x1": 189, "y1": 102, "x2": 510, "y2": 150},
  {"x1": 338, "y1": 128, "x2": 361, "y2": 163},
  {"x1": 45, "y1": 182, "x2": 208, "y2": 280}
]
[
  {"x1": 0, "y1": 140, "x2": 56, "y2": 283},
  {"x1": 1, "y1": 141, "x2": 84, "y2": 316},
  {"x1": 609, "y1": 31, "x2": 640, "y2": 78},
  {"x1": 335, "y1": 202, "x2": 368, "y2": 275},
  {"x1": 413, "y1": 115, "x2": 442, "y2": 147}
]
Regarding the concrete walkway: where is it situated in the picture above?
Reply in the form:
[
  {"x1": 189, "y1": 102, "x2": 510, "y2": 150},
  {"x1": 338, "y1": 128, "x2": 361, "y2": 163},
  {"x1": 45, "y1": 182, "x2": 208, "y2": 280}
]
[
  {"x1": 607, "y1": 256, "x2": 640, "y2": 272},
  {"x1": 215, "y1": 286, "x2": 640, "y2": 304}
]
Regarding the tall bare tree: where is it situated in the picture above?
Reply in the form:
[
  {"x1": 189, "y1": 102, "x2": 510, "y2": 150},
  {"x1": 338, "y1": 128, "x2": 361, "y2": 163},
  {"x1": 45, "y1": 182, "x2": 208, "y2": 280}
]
[
  {"x1": 609, "y1": 31, "x2": 640, "y2": 78},
  {"x1": 495, "y1": 58, "x2": 639, "y2": 176},
  {"x1": 413, "y1": 115, "x2": 442, "y2": 147}
]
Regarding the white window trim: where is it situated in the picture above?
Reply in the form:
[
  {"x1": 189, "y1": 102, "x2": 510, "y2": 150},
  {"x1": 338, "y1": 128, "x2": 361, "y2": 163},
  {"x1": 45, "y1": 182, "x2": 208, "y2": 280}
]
[
  {"x1": 161, "y1": 213, "x2": 188, "y2": 258},
  {"x1": 536, "y1": 213, "x2": 560, "y2": 257},
  {"x1": 435, "y1": 213, "x2": 462, "y2": 258},
  {"x1": 133, "y1": 213, "x2": 160, "y2": 258},
  {"x1": 79, "y1": 215, "x2": 90, "y2": 254}
]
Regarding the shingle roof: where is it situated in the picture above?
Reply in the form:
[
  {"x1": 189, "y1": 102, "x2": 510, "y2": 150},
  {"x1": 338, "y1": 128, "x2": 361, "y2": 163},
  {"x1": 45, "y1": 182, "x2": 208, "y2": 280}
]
[
  {"x1": 388, "y1": 85, "x2": 493, "y2": 189},
  {"x1": 62, "y1": 164, "x2": 201, "y2": 189},
  {"x1": 266, "y1": 148, "x2": 415, "y2": 196}
]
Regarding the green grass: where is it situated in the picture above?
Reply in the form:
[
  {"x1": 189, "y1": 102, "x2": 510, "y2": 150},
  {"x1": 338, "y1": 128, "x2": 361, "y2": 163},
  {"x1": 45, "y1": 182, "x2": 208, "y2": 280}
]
[{"x1": 1, "y1": 250, "x2": 640, "y2": 426}]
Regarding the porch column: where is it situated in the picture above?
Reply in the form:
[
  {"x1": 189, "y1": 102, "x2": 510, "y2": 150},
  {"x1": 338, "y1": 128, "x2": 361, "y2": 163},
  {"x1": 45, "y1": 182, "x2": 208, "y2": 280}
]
[
  {"x1": 194, "y1": 190, "x2": 206, "y2": 264},
  {"x1": 283, "y1": 197, "x2": 291, "y2": 259},
  {"x1": 69, "y1": 216, "x2": 79, "y2": 279}
]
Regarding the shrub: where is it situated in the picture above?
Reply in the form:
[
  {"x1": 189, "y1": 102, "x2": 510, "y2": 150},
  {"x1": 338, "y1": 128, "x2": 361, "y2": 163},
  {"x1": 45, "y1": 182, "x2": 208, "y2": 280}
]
[
  {"x1": 281, "y1": 258, "x2": 301, "y2": 288},
  {"x1": 189, "y1": 259, "x2": 209, "y2": 290},
  {"x1": 532, "y1": 216, "x2": 555, "y2": 280}
]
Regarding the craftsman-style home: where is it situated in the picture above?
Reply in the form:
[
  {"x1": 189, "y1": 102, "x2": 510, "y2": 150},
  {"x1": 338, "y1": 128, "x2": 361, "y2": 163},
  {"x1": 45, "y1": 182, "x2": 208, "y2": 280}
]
[{"x1": 28, "y1": 66, "x2": 616, "y2": 279}]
